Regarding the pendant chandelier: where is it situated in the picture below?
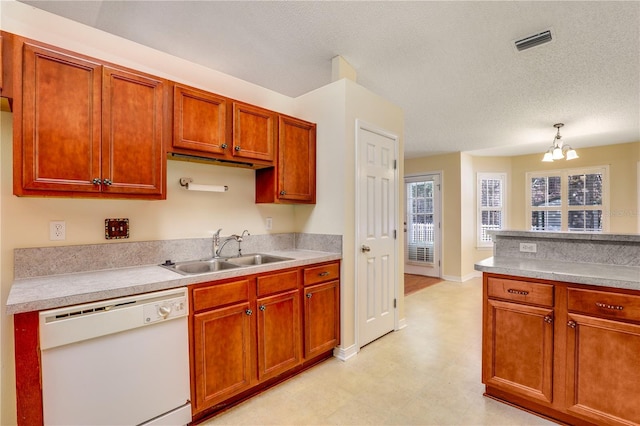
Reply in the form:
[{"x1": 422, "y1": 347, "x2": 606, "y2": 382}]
[{"x1": 542, "y1": 123, "x2": 578, "y2": 162}]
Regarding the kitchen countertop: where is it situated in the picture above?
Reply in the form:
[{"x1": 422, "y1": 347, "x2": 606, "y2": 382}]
[
  {"x1": 475, "y1": 256, "x2": 640, "y2": 291},
  {"x1": 6, "y1": 250, "x2": 341, "y2": 315}
]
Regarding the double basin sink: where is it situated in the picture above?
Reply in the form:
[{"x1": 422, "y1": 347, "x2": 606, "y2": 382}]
[{"x1": 161, "y1": 253, "x2": 293, "y2": 275}]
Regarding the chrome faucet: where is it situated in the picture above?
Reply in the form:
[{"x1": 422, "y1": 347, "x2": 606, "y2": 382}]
[
  {"x1": 212, "y1": 228, "x2": 223, "y2": 258},
  {"x1": 216, "y1": 234, "x2": 241, "y2": 258},
  {"x1": 215, "y1": 230, "x2": 250, "y2": 258}
]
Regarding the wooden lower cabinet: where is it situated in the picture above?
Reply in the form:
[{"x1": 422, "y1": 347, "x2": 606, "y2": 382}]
[
  {"x1": 483, "y1": 298, "x2": 554, "y2": 404},
  {"x1": 483, "y1": 273, "x2": 640, "y2": 426},
  {"x1": 257, "y1": 290, "x2": 301, "y2": 380},
  {"x1": 192, "y1": 302, "x2": 253, "y2": 412},
  {"x1": 190, "y1": 261, "x2": 340, "y2": 421},
  {"x1": 302, "y1": 262, "x2": 340, "y2": 358}
]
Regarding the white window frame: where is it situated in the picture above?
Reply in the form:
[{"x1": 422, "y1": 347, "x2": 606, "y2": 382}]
[
  {"x1": 477, "y1": 172, "x2": 507, "y2": 248},
  {"x1": 526, "y1": 166, "x2": 610, "y2": 232}
]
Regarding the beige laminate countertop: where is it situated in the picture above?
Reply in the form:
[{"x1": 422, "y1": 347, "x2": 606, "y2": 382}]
[
  {"x1": 6, "y1": 250, "x2": 341, "y2": 315},
  {"x1": 475, "y1": 256, "x2": 640, "y2": 291}
]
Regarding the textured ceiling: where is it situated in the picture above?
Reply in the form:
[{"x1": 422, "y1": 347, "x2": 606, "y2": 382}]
[{"x1": 19, "y1": 1, "x2": 640, "y2": 159}]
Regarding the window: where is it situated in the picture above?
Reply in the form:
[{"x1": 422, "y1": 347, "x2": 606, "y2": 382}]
[
  {"x1": 527, "y1": 166, "x2": 609, "y2": 232},
  {"x1": 477, "y1": 173, "x2": 506, "y2": 247}
]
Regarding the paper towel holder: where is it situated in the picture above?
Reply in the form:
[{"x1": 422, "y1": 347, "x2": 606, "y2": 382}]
[{"x1": 179, "y1": 177, "x2": 228, "y2": 192}]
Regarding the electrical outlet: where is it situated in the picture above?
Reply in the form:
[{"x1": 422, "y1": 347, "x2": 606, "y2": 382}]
[
  {"x1": 519, "y1": 242, "x2": 537, "y2": 253},
  {"x1": 265, "y1": 217, "x2": 273, "y2": 230},
  {"x1": 50, "y1": 221, "x2": 66, "y2": 241}
]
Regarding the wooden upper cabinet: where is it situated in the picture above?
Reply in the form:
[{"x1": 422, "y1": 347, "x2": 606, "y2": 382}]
[
  {"x1": 172, "y1": 84, "x2": 231, "y2": 157},
  {"x1": 19, "y1": 42, "x2": 103, "y2": 194},
  {"x1": 232, "y1": 102, "x2": 276, "y2": 164},
  {"x1": 102, "y1": 66, "x2": 165, "y2": 196},
  {"x1": 255, "y1": 115, "x2": 316, "y2": 204},
  {"x1": 14, "y1": 38, "x2": 167, "y2": 199}
]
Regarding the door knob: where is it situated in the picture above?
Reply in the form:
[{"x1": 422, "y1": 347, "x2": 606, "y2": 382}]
[{"x1": 361, "y1": 245, "x2": 371, "y2": 253}]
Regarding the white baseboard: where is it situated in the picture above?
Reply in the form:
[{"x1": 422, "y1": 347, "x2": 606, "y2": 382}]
[
  {"x1": 397, "y1": 317, "x2": 407, "y2": 330},
  {"x1": 442, "y1": 271, "x2": 482, "y2": 282},
  {"x1": 334, "y1": 344, "x2": 358, "y2": 361}
]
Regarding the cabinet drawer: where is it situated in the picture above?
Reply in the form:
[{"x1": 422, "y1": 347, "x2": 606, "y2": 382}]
[
  {"x1": 193, "y1": 279, "x2": 250, "y2": 312},
  {"x1": 257, "y1": 270, "x2": 298, "y2": 297},
  {"x1": 487, "y1": 277, "x2": 554, "y2": 307},
  {"x1": 304, "y1": 262, "x2": 340, "y2": 286},
  {"x1": 568, "y1": 288, "x2": 640, "y2": 323}
]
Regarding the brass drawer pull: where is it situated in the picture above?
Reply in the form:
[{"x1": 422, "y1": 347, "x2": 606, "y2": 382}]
[
  {"x1": 319, "y1": 271, "x2": 330, "y2": 277},
  {"x1": 595, "y1": 302, "x2": 624, "y2": 311},
  {"x1": 507, "y1": 289, "x2": 529, "y2": 296},
  {"x1": 544, "y1": 315, "x2": 553, "y2": 324},
  {"x1": 567, "y1": 320, "x2": 577, "y2": 329}
]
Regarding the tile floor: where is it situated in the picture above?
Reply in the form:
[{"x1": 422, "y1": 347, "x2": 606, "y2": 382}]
[{"x1": 203, "y1": 278, "x2": 555, "y2": 425}]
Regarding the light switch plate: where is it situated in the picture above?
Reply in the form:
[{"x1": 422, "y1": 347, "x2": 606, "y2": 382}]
[{"x1": 105, "y1": 218, "x2": 129, "y2": 239}]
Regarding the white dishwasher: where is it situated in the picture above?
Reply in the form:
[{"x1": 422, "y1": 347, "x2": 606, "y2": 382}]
[{"x1": 39, "y1": 287, "x2": 191, "y2": 426}]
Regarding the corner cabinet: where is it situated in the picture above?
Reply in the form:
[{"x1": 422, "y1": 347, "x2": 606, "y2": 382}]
[
  {"x1": 303, "y1": 262, "x2": 340, "y2": 358},
  {"x1": 256, "y1": 115, "x2": 316, "y2": 204},
  {"x1": 482, "y1": 273, "x2": 640, "y2": 426},
  {"x1": 189, "y1": 261, "x2": 339, "y2": 422},
  {"x1": 13, "y1": 38, "x2": 166, "y2": 199}
]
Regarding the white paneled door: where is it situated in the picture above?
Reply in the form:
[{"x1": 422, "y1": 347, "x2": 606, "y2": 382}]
[{"x1": 357, "y1": 121, "x2": 398, "y2": 348}]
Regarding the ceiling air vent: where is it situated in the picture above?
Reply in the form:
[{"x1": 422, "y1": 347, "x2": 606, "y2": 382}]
[{"x1": 514, "y1": 29, "x2": 553, "y2": 52}]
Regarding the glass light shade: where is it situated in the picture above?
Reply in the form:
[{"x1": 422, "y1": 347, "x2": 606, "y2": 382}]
[
  {"x1": 565, "y1": 148, "x2": 579, "y2": 160},
  {"x1": 542, "y1": 151, "x2": 554, "y2": 162},
  {"x1": 552, "y1": 146, "x2": 564, "y2": 160}
]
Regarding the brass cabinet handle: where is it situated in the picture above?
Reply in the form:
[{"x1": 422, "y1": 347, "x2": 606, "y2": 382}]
[
  {"x1": 280, "y1": 190, "x2": 286, "y2": 195},
  {"x1": 92, "y1": 178, "x2": 101, "y2": 185},
  {"x1": 306, "y1": 293, "x2": 312, "y2": 299},
  {"x1": 595, "y1": 302, "x2": 624, "y2": 311},
  {"x1": 567, "y1": 320, "x2": 577, "y2": 329},
  {"x1": 507, "y1": 289, "x2": 529, "y2": 296},
  {"x1": 259, "y1": 305, "x2": 266, "y2": 311},
  {"x1": 221, "y1": 143, "x2": 227, "y2": 149},
  {"x1": 245, "y1": 309, "x2": 253, "y2": 316},
  {"x1": 543, "y1": 315, "x2": 553, "y2": 324},
  {"x1": 234, "y1": 146, "x2": 241, "y2": 151},
  {"x1": 319, "y1": 271, "x2": 330, "y2": 277},
  {"x1": 102, "y1": 179, "x2": 113, "y2": 186}
]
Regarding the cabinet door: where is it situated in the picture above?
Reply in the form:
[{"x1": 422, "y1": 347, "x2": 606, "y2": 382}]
[
  {"x1": 483, "y1": 298, "x2": 554, "y2": 404},
  {"x1": 173, "y1": 84, "x2": 230, "y2": 156},
  {"x1": 232, "y1": 102, "x2": 276, "y2": 163},
  {"x1": 21, "y1": 43, "x2": 102, "y2": 193},
  {"x1": 277, "y1": 115, "x2": 316, "y2": 203},
  {"x1": 102, "y1": 66, "x2": 165, "y2": 197},
  {"x1": 193, "y1": 302, "x2": 253, "y2": 414},
  {"x1": 304, "y1": 280, "x2": 339, "y2": 359},
  {"x1": 257, "y1": 290, "x2": 301, "y2": 381},
  {"x1": 566, "y1": 313, "x2": 640, "y2": 425}
]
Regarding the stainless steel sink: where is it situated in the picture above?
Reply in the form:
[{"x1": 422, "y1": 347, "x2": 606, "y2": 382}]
[
  {"x1": 161, "y1": 253, "x2": 293, "y2": 275},
  {"x1": 162, "y1": 259, "x2": 240, "y2": 275},
  {"x1": 224, "y1": 253, "x2": 293, "y2": 266}
]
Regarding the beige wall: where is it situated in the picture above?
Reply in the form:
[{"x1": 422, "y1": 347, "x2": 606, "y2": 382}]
[
  {"x1": 405, "y1": 153, "x2": 462, "y2": 280},
  {"x1": 511, "y1": 141, "x2": 640, "y2": 232},
  {"x1": 296, "y1": 79, "x2": 405, "y2": 355},
  {"x1": 405, "y1": 142, "x2": 639, "y2": 284}
]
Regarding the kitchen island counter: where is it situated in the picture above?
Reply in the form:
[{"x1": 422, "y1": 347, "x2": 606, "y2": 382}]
[{"x1": 475, "y1": 256, "x2": 640, "y2": 291}]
